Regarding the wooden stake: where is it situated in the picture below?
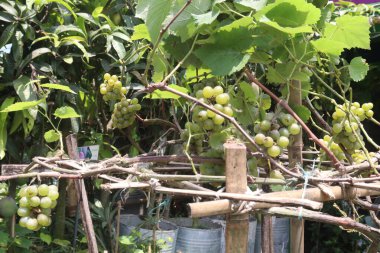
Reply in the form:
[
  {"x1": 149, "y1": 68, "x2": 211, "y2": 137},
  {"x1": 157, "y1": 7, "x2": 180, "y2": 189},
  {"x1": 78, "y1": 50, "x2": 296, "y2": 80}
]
[
  {"x1": 262, "y1": 215, "x2": 274, "y2": 253},
  {"x1": 66, "y1": 134, "x2": 98, "y2": 253},
  {"x1": 289, "y1": 79, "x2": 304, "y2": 253},
  {"x1": 224, "y1": 142, "x2": 249, "y2": 253}
]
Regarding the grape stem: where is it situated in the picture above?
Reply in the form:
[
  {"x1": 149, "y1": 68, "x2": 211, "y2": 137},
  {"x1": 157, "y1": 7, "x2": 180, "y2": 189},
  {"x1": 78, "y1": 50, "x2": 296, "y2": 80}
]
[{"x1": 244, "y1": 68, "x2": 345, "y2": 172}]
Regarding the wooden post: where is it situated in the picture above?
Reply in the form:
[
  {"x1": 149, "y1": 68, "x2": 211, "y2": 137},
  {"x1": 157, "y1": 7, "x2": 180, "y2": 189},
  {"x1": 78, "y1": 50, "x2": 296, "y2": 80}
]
[
  {"x1": 289, "y1": 79, "x2": 304, "y2": 253},
  {"x1": 66, "y1": 134, "x2": 99, "y2": 253},
  {"x1": 224, "y1": 142, "x2": 249, "y2": 253},
  {"x1": 262, "y1": 215, "x2": 274, "y2": 253}
]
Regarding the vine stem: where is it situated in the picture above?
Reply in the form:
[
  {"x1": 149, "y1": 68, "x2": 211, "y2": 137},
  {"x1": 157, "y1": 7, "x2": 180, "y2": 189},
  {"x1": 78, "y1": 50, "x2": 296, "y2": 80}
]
[{"x1": 244, "y1": 68, "x2": 344, "y2": 172}]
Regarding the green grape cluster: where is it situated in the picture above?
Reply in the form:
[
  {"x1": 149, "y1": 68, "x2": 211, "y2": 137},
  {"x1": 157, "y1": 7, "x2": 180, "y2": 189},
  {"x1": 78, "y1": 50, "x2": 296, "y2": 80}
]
[
  {"x1": 99, "y1": 73, "x2": 128, "y2": 102},
  {"x1": 253, "y1": 112, "x2": 301, "y2": 158},
  {"x1": 331, "y1": 102, "x2": 374, "y2": 154},
  {"x1": 192, "y1": 85, "x2": 233, "y2": 131},
  {"x1": 0, "y1": 183, "x2": 8, "y2": 199},
  {"x1": 352, "y1": 150, "x2": 376, "y2": 164},
  {"x1": 320, "y1": 135, "x2": 346, "y2": 161},
  {"x1": 17, "y1": 184, "x2": 59, "y2": 231},
  {"x1": 111, "y1": 98, "x2": 141, "y2": 129}
]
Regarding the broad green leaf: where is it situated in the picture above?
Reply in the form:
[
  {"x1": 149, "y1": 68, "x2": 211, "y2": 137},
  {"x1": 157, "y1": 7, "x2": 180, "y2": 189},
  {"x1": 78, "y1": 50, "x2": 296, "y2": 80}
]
[
  {"x1": 209, "y1": 132, "x2": 228, "y2": 151},
  {"x1": 1, "y1": 99, "x2": 45, "y2": 113},
  {"x1": 239, "y1": 81, "x2": 258, "y2": 103},
  {"x1": 234, "y1": 0, "x2": 267, "y2": 10},
  {"x1": 311, "y1": 38, "x2": 346, "y2": 56},
  {"x1": 290, "y1": 104, "x2": 311, "y2": 122},
  {"x1": 92, "y1": 6, "x2": 103, "y2": 19},
  {"x1": 136, "y1": 0, "x2": 173, "y2": 42},
  {"x1": 164, "y1": 0, "x2": 212, "y2": 41},
  {"x1": 44, "y1": 130, "x2": 61, "y2": 143},
  {"x1": 146, "y1": 84, "x2": 189, "y2": 99},
  {"x1": 348, "y1": 57, "x2": 369, "y2": 82},
  {"x1": 0, "y1": 3, "x2": 18, "y2": 16},
  {"x1": 119, "y1": 236, "x2": 133, "y2": 245},
  {"x1": 255, "y1": 0, "x2": 321, "y2": 27},
  {"x1": 9, "y1": 111, "x2": 23, "y2": 134},
  {"x1": 0, "y1": 23, "x2": 17, "y2": 49},
  {"x1": 0, "y1": 11, "x2": 15, "y2": 22},
  {"x1": 40, "y1": 233, "x2": 52, "y2": 245},
  {"x1": 14, "y1": 237, "x2": 32, "y2": 249},
  {"x1": 22, "y1": 110, "x2": 35, "y2": 137},
  {"x1": 0, "y1": 97, "x2": 15, "y2": 160},
  {"x1": 40, "y1": 83, "x2": 76, "y2": 94},
  {"x1": 13, "y1": 76, "x2": 42, "y2": 118},
  {"x1": 324, "y1": 15, "x2": 370, "y2": 51},
  {"x1": 131, "y1": 24, "x2": 151, "y2": 41},
  {"x1": 192, "y1": 7, "x2": 219, "y2": 27},
  {"x1": 0, "y1": 231, "x2": 9, "y2": 246},
  {"x1": 54, "y1": 106, "x2": 81, "y2": 119},
  {"x1": 194, "y1": 17, "x2": 255, "y2": 75},
  {"x1": 112, "y1": 32, "x2": 131, "y2": 43},
  {"x1": 54, "y1": 25, "x2": 86, "y2": 37},
  {"x1": 152, "y1": 52, "x2": 168, "y2": 82},
  {"x1": 63, "y1": 56, "x2": 73, "y2": 64}
]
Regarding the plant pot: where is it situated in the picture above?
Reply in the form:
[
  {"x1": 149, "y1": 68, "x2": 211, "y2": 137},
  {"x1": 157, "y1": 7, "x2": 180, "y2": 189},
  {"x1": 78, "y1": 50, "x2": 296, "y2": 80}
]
[
  {"x1": 170, "y1": 218, "x2": 223, "y2": 253},
  {"x1": 203, "y1": 215, "x2": 257, "y2": 253},
  {"x1": 119, "y1": 214, "x2": 178, "y2": 253},
  {"x1": 254, "y1": 217, "x2": 290, "y2": 253}
]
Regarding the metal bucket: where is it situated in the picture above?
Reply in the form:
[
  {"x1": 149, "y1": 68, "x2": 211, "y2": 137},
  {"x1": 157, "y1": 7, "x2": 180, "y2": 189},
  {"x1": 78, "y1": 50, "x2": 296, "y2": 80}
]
[
  {"x1": 119, "y1": 214, "x2": 178, "y2": 253},
  {"x1": 170, "y1": 218, "x2": 223, "y2": 253},
  {"x1": 204, "y1": 216, "x2": 257, "y2": 253},
  {"x1": 254, "y1": 217, "x2": 290, "y2": 253}
]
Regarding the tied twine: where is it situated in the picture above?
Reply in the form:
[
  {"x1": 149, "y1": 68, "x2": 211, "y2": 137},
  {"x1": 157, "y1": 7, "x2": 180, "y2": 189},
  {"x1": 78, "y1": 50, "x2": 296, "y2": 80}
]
[
  {"x1": 298, "y1": 160, "x2": 316, "y2": 219},
  {"x1": 148, "y1": 195, "x2": 172, "y2": 217}
]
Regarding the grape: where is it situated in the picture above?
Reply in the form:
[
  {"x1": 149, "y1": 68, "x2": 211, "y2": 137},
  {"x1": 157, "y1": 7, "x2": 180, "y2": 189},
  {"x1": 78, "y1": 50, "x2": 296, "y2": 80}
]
[
  {"x1": 19, "y1": 197, "x2": 30, "y2": 208},
  {"x1": 202, "y1": 86, "x2": 214, "y2": 98},
  {"x1": 277, "y1": 136, "x2": 289, "y2": 148},
  {"x1": 104, "y1": 73, "x2": 111, "y2": 80},
  {"x1": 352, "y1": 102, "x2": 360, "y2": 108},
  {"x1": 279, "y1": 128, "x2": 290, "y2": 137},
  {"x1": 17, "y1": 207, "x2": 30, "y2": 217},
  {"x1": 19, "y1": 217, "x2": 29, "y2": 228},
  {"x1": 50, "y1": 200, "x2": 57, "y2": 209},
  {"x1": 366, "y1": 110, "x2": 374, "y2": 118},
  {"x1": 38, "y1": 184, "x2": 49, "y2": 197},
  {"x1": 26, "y1": 185, "x2": 38, "y2": 197},
  {"x1": 270, "y1": 170, "x2": 285, "y2": 180},
  {"x1": 120, "y1": 87, "x2": 128, "y2": 94},
  {"x1": 362, "y1": 103, "x2": 373, "y2": 111},
  {"x1": 29, "y1": 196, "x2": 40, "y2": 207},
  {"x1": 254, "y1": 133, "x2": 266, "y2": 145},
  {"x1": 100, "y1": 87, "x2": 107, "y2": 95},
  {"x1": 40, "y1": 208, "x2": 51, "y2": 216},
  {"x1": 263, "y1": 136, "x2": 274, "y2": 148},
  {"x1": 355, "y1": 108, "x2": 365, "y2": 116},
  {"x1": 223, "y1": 106, "x2": 234, "y2": 117},
  {"x1": 112, "y1": 99, "x2": 142, "y2": 129},
  {"x1": 48, "y1": 190, "x2": 59, "y2": 201},
  {"x1": 269, "y1": 130, "x2": 280, "y2": 141},
  {"x1": 261, "y1": 94, "x2": 271, "y2": 110},
  {"x1": 197, "y1": 110, "x2": 208, "y2": 121},
  {"x1": 213, "y1": 104, "x2": 224, "y2": 112},
  {"x1": 114, "y1": 80, "x2": 122, "y2": 89},
  {"x1": 348, "y1": 134, "x2": 357, "y2": 142},
  {"x1": 280, "y1": 114, "x2": 293, "y2": 126},
  {"x1": 203, "y1": 119, "x2": 214, "y2": 130},
  {"x1": 332, "y1": 123, "x2": 343, "y2": 134},
  {"x1": 260, "y1": 120, "x2": 271, "y2": 131},
  {"x1": 213, "y1": 86, "x2": 224, "y2": 96},
  {"x1": 196, "y1": 90, "x2": 204, "y2": 99},
  {"x1": 48, "y1": 185, "x2": 58, "y2": 192},
  {"x1": 267, "y1": 145, "x2": 281, "y2": 157},
  {"x1": 206, "y1": 109, "x2": 216, "y2": 118},
  {"x1": 265, "y1": 112, "x2": 274, "y2": 121},
  {"x1": 288, "y1": 123, "x2": 301, "y2": 135},
  {"x1": 18, "y1": 187, "x2": 27, "y2": 198},
  {"x1": 213, "y1": 115, "x2": 225, "y2": 125},
  {"x1": 40, "y1": 197, "x2": 53, "y2": 208},
  {"x1": 215, "y1": 93, "x2": 230, "y2": 105},
  {"x1": 344, "y1": 122, "x2": 352, "y2": 133},
  {"x1": 37, "y1": 214, "x2": 51, "y2": 226},
  {"x1": 26, "y1": 218, "x2": 38, "y2": 230}
]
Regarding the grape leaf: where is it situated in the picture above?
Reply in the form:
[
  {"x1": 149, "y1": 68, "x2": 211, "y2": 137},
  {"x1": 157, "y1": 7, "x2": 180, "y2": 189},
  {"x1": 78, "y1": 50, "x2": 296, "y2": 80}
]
[
  {"x1": 234, "y1": 0, "x2": 267, "y2": 10},
  {"x1": 209, "y1": 132, "x2": 228, "y2": 151},
  {"x1": 194, "y1": 17, "x2": 254, "y2": 75},
  {"x1": 40, "y1": 233, "x2": 52, "y2": 245},
  {"x1": 135, "y1": 0, "x2": 173, "y2": 42},
  {"x1": 324, "y1": 15, "x2": 370, "y2": 51},
  {"x1": 131, "y1": 24, "x2": 151, "y2": 41},
  {"x1": 290, "y1": 104, "x2": 311, "y2": 122},
  {"x1": 239, "y1": 81, "x2": 258, "y2": 102},
  {"x1": 348, "y1": 57, "x2": 369, "y2": 82},
  {"x1": 192, "y1": 7, "x2": 219, "y2": 27},
  {"x1": 311, "y1": 38, "x2": 347, "y2": 56},
  {"x1": 44, "y1": 130, "x2": 61, "y2": 143},
  {"x1": 54, "y1": 106, "x2": 81, "y2": 119}
]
